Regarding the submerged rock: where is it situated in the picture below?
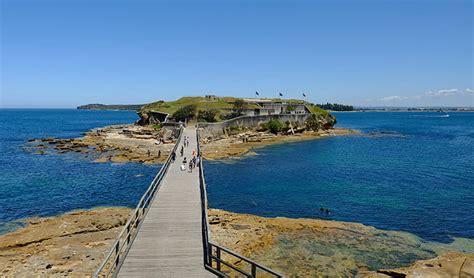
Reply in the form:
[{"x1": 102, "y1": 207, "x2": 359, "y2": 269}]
[{"x1": 208, "y1": 209, "x2": 474, "y2": 277}]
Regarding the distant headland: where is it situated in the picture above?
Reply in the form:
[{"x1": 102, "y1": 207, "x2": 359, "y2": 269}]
[{"x1": 76, "y1": 103, "x2": 143, "y2": 111}]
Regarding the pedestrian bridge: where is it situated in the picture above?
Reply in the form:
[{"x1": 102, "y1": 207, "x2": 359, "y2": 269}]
[{"x1": 94, "y1": 127, "x2": 283, "y2": 277}]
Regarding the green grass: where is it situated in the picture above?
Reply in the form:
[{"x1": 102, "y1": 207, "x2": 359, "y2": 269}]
[
  {"x1": 141, "y1": 96, "x2": 329, "y2": 116},
  {"x1": 141, "y1": 96, "x2": 259, "y2": 115},
  {"x1": 307, "y1": 104, "x2": 329, "y2": 115}
]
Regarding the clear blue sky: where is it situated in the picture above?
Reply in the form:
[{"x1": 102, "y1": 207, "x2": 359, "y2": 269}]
[{"x1": 1, "y1": 0, "x2": 472, "y2": 108}]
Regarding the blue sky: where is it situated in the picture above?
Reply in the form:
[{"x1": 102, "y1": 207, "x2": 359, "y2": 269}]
[{"x1": 1, "y1": 0, "x2": 472, "y2": 108}]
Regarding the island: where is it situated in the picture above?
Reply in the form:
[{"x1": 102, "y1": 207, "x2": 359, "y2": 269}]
[{"x1": 5, "y1": 96, "x2": 472, "y2": 277}]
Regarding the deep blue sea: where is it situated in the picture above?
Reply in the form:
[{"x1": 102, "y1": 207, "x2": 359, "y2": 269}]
[
  {"x1": 1, "y1": 110, "x2": 473, "y2": 245},
  {"x1": 0, "y1": 109, "x2": 158, "y2": 234},
  {"x1": 205, "y1": 112, "x2": 474, "y2": 243}
]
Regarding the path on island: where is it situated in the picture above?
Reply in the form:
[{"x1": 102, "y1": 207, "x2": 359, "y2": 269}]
[{"x1": 118, "y1": 127, "x2": 214, "y2": 277}]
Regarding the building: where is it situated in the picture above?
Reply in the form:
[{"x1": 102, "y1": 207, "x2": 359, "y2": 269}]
[{"x1": 240, "y1": 99, "x2": 310, "y2": 116}]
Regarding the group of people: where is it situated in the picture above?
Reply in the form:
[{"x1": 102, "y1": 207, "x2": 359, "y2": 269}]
[
  {"x1": 183, "y1": 136, "x2": 190, "y2": 148},
  {"x1": 179, "y1": 136, "x2": 201, "y2": 173}
]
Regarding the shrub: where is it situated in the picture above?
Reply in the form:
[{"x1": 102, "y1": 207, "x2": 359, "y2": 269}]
[
  {"x1": 286, "y1": 105, "x2": 296, "y2": 113},
  {"x1": 267, "y1": 119, "x2": 284, "y2": 134},
  {"x1": 198, "y1": 109, "x2": 219, "y2": 122},
  {"x1": 172, "y1": 104, "x2": 197, "y2": 122},
  {"x1": 233, "y1": 99, "x2": 246, "y2": 115}
]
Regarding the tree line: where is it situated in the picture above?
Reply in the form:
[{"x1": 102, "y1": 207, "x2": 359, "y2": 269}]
[{"x1": 316, "y1": 103, "x2": 354, "y2": 111}]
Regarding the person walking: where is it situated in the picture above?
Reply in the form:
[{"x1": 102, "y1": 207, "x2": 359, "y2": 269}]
[
  {"x1": 181, "y1": 157, "x2": 187, "y2": 171},
  {"x1": 171, "y1": 151, "x2": 176, "y2": 163}
]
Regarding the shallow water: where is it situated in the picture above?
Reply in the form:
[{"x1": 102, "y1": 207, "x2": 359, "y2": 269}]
[
  {"x1": 0, "y1": 109, "x2": 158, "y2": 234},
  {"x1": 205, "y1": 112, "x2": 474, "y2": 243},
  {"x1": 1, "y1": 109, "x2": 473, "y2": 245}
]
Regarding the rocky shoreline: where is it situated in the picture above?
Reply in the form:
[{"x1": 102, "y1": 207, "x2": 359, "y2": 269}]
[
  {"x1": 200, "y1": 127, "x2": 357, "y2": 160},
  {"x1": 27, "y1": 124, "x2": 178, "y2": 164},
  {"x1": 27, "y1": 123, "x2": 357, "y2": 163},
  {"x1": 16, "y1": 123, "x2": 473, "y2": 276},
  {"x1": 1, "y1": 207, "x2": 472, "y2": 277},
  {"x1": 0, "y1": 207, "x2": 131, "y2": 277}
]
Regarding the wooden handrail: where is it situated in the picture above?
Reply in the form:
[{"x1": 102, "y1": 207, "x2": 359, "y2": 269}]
[
  {"x1": 93, "y1": 126, "x2": 184, "y2": 277},
  {"x1": 93, "y1": 126, "x2": 282, "y2": 277},
  {"x1": 196, "y1": 129, "x2": 284, "y2": 278}
]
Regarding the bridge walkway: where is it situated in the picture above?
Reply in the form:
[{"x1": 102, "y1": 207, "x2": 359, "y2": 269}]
[{"x1": 118, "y1": 127, "x2": 214, "y2": 277}]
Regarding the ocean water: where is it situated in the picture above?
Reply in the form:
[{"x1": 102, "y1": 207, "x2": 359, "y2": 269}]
[
  {"x1": 205, "y1": 112, "x2": 474, "y2": 243},
  {"x1": 1, "y1": 109, "x2": 473, "y2": 246},
  {"x1": 0, "y1": 109, "x2": 158, "y2": 234}
]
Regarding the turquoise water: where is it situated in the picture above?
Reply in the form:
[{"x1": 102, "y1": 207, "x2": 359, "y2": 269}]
[
  {"x1": 0, "y1": 109, "x2": 158, "y2": 234},
  {"x1": 205, "y1": 112, "x2": 474, "y2": 243},
  {"x1": 1, "y1": 110, "x2": 473, "y2": 245}
]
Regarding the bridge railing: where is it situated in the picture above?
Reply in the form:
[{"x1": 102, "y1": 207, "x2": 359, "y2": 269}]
[
  {"x1": 93, "y1": 126, "x2": 183, "y2": 278},
  {"x1": 196, "y1": 129, "x2": 284, "y2": 278}
]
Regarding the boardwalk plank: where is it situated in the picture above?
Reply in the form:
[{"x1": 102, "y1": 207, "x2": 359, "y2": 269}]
[{"x1": 118, "y1": 127, "x2": 214, "y2": 277}]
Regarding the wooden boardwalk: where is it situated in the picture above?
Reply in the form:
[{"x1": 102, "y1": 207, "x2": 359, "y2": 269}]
[{"x1": 118, "y1": 127, "x2": 214, "y2": 277}]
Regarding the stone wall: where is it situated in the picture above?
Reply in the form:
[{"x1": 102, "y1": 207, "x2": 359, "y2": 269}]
[{"x1": 198, "y1": 114, "x2": 311, "y2": 138}]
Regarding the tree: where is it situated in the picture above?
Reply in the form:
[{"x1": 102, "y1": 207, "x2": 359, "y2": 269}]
[
  {"x1": 316, "y1": 103, "x2": 354, "y2": 111},
  {"x1": 198, "y1": 109, "x2": 219, "y2": 122},
  {"x1": 172, "y1": 104, "x2": 197, "y2": 122},
  {"x1": 267, "y1": 119, "x2": 284, "y2": 134},
  {"x1": 233, "y1": 99, "x2": 246, "y2": 115}
]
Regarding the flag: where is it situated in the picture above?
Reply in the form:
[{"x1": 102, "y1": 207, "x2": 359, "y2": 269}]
[
  {"x1": 279, "y1": 93, "x2": 283, "y2": 97},
  {"x1": 255, "y1": 91, "x2": 259, "y2": 96},
  {"x1": 303, "y1": 93, "x2": 306, "y2": 97}
]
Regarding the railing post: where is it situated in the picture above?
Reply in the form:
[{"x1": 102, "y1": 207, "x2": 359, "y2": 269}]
[
  {"x1": 127, "y1": 225, "x2": 131, "y2": 245},
  {"x1": 115, "y1": 241, "x2": 120, "y2": 268},
  {"x1": 216, "y1": 246, "x2": 221, "y2": 271},
  {"x1": 251, "y1": 264, "x2": 257, "y2": 277},
  {"x1": 207, "y1": 243, "x2": 211, "y2": 266},
  {"x1": 135, "y1": 210, "x2": 140, "y2": 228}
]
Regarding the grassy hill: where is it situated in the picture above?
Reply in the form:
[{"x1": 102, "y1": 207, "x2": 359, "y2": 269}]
[
  {"x1": 141, "y1": 96, "x2": 327, "y2": 115},
  {"x1": 141, "y1": 96, "x2": 258, "y2": 114}
]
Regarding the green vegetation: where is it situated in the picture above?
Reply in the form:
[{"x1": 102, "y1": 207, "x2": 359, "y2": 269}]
[
  {"x1": 232, "y1": 99, "x2": 246, "y2": 114},
  {"x1": 77, "y1": 104, "x2": 143, "y2": 111},
  {"x1": 140, "y1": 96, "x2": 332, "y2": 122},
  {"x1": 317, "y1": 102, "x2": 354, "y2": 111},
  {"x1": 151, "y1": 123, "x2": 163, "y2": 130},
  {"x1": 198, "y1": 109, "x2": 220, "y2": 122},
  {"x1": 261, "y1": 119, "x2": 284, "y2": 134},
  {"x1": 307, "y1": 104, "x2": 329, "y2": 115},
  {"x1": 141, "y1": 96, "x2": 257, "y2": 115},
  {"x1": 172, "y1": 104, "x2": 197, "y2": 122}
]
